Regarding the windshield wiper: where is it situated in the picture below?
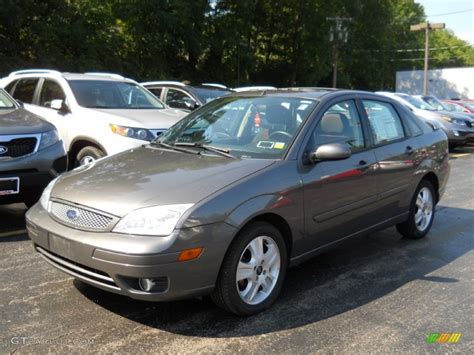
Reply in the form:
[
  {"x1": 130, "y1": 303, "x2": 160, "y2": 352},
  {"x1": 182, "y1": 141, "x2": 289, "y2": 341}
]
[
  {"x1": 173, "y1": 142, "x2": 238, "y2": 159},
  {"x1": 150, "y1": 141, "x2": 199, "y2": 155}
]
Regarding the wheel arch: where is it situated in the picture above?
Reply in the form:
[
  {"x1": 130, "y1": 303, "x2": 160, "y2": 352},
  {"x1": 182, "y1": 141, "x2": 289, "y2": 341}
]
[{"x1": 68, "y1": 137, "x2": 107, "y2": 169}]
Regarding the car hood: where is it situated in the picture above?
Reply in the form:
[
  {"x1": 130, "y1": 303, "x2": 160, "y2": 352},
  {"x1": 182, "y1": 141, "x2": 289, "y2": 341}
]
[
  {"x1": 93, "y1": 108, "x2": 187, "y2": 129},
  {"x1": 52, "y1": 146, "x2": 275, "y2": 217},
  {"x1": 0, "y1": 108, "x2": 55, "y2": 135}
]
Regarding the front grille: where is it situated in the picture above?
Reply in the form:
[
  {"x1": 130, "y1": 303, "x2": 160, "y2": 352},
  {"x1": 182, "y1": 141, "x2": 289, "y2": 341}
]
[
  {"x1": 0, "y1": 135, "x2": 39, "y2": 159},
  {"x1": 149, "y1": 129, "x2": 166, "y2": 139},
  {"x1": 50, "y1": 201, "x2": 114, "y2": 232},
  {"x1": 36, "y1": 246, "x2": 120, "y2": 290},
  {"x1": 466, "y1": 121, "x2": 473, "y2": 128}
]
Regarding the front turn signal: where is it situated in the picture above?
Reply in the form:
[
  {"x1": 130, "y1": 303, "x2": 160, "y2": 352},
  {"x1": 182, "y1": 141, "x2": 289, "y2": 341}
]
[{"x1": 178, "y1": 247, "x2": 203, "y2": 262}]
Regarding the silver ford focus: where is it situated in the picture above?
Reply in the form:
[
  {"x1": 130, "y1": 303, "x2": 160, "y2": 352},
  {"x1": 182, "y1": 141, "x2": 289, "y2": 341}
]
[{"x1": 26, "y1": 89, "x2": 449, "y2": 315}]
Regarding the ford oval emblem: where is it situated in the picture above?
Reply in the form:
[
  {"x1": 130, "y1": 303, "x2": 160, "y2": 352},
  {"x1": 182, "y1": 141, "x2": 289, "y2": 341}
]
[
  {"x1": 66, "y1": 209, "x2": 78, "y2": 220},
  {"x1": 0, "y1": 146, "x2": 8, "y2": 155}
]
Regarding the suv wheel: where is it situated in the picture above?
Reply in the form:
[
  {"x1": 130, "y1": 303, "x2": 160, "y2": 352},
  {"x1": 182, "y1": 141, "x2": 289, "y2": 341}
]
[
  {"x1": 397, "y1": 180, "x2": 435, "y2": 239},
  {"x1": 75, "y1": 146, "x2": 105, "y2": 167},
  {"x1": 211, "y1": 222, "x2": 287, "y2": 316}
]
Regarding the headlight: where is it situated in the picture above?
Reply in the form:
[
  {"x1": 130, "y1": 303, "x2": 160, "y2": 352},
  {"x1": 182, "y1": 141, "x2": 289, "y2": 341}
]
[
  {"x1": 39, "y1": 130, "x2": 60, "y2": 150},
  {"x1": 40, "y1": 177, "x2": 59, "y2": 211},
  {"x1": 113, "y1": 204, "x2": 194, "y2": 236},
  {"x1": 441, "y1": 116, "x2": 465, "y2": 125},
  {"x1": 110, "y1": 124, "x2": 152, "y2": 141}
]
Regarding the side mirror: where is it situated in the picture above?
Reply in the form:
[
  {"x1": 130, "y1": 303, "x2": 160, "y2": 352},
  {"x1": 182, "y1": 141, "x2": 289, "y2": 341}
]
[
  {"x1": 184, "y1": 100, "x2": 198, "y2": 110},
  {"x1": 16, "y1": 100, "x2": 24, "y2": 107},
  {"x1": 309, "y1": 143, "x2": 352, "y2": 163},
  {"x1": 50, "y1": 99, "x2": 70, "y2": 114}
]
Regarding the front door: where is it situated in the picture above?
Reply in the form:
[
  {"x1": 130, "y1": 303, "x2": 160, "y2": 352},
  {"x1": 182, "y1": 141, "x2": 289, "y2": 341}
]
[{"x1": 301, "y1": 99, "x2": 378, "y2": 250}]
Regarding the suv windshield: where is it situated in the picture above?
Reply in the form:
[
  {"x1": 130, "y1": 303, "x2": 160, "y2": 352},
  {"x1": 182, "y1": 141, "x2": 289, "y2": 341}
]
[
  {"x1": 158, "y1": 96, "x2": 317, "y2": 159},
  {"x1": 69, "y1": 80, "x2": 165, "y2": 109},
  {"x1": 0, "y1": 90, "x2": 16, "y2": 109},
  {"x1": 423, "y1": 96, "x2": 448, "y2": 111},
  {"x1": 191, "y1": 87, "x2": 232, "y2": 104},
  {"x1": 397, "y1": 94, "x2": 436, "y2": 111}
]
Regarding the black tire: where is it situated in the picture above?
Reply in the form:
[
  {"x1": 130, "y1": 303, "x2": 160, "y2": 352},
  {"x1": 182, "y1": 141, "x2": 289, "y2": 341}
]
[
  {"x1": 75, "y1": 146, "x2": 105, "y2": 167},
  {"x1": 396, "y1": 180, "x2": 436, "y2": 239},
  {"x1": 211, "y1": 221, "x2": 288, "y2": 316}
]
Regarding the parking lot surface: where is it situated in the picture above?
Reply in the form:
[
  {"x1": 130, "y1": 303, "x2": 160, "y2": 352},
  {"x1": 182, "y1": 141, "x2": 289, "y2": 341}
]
[{"x1": 1, "y1": 147, "x2": 473, "y2": 353}]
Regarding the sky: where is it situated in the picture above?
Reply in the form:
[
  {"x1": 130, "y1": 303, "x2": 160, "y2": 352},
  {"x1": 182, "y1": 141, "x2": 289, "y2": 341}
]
[{"x1": 416, "y1": 0, "x2": 474, "y2": 44}]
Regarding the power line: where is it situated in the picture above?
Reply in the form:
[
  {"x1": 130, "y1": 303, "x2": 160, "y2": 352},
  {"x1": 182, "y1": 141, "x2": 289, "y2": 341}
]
[
  {"x1": 427, "y1": 9, "x2": 474, "y2": 17},
  {"x1": 354, "y1": 45, "x2": 473, "y2": 53}
]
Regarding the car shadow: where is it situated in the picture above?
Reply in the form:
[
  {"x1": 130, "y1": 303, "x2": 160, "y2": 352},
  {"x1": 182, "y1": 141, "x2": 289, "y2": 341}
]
[
  {"x1": 75, "y1": 205, "x2": 473, "y2": 338},
  {"x1": 0, "y1": 203, "x2": 29, "y2": 242}
]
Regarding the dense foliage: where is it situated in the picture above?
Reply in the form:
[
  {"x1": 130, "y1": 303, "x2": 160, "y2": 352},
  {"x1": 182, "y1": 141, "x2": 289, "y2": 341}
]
[{"x1": 1, "y1": 0, "x2": 473, "y2": 89}]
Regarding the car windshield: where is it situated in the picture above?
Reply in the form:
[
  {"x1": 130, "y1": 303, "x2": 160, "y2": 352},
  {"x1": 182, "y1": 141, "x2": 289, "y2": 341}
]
[
  {"x1": 0, "y1": 90, "x2": 15, "y2": 109},
  {"x1": 398, "y1": 95, "x2": 436, "y2": 111},
  {"x1": 423, "y1": 96, "x2": 448, "y2": 111},
  {"x1": 191, "y1": 87, "x2": 232, "y2": 104},
  {"x1": 68, "y1": 80, "x2": 165, "y2": 109},
  {"x1": 158, "y1": 96, "x2": 318, "y2": 159}
]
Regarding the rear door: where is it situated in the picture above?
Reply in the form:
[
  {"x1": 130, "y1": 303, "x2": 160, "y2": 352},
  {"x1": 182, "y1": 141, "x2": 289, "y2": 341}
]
[
  {"x1": 301, "y1": 98, "x2": 379, "y2": 250},
  {"x1": 360, "y1": 98, "x2": 421, "y2": 220}
]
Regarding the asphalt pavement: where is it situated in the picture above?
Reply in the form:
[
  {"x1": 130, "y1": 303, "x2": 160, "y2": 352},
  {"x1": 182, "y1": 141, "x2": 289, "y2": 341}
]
[{"x1": 0, "y1": 147, "x2": 473, "y2": 354}]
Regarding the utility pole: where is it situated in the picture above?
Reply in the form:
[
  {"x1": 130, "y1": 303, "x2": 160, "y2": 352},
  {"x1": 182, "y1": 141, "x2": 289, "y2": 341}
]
[
  {"x1": 327, "y1": 17, "x2": 352, "y2": 88},
  {"x1": 410, "y1": 21, "x2": 445, "y2": 95}
]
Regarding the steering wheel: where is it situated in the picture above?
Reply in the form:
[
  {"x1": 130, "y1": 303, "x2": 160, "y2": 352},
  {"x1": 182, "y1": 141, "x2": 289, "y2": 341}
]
[{"x1": 269, "y1": 131, "x2": 293, "y2": 142}]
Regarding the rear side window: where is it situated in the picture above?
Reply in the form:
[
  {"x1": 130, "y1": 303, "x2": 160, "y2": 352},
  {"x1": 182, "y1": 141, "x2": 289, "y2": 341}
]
[
  {"x1": 363, "y1": 100, "x2": 405, "y2": 145},
  {"x1": 39, "y1": 80, "x2": 66, "y2": 108},
  {"x1": 12, "y1": 78, "x2": 39, "y2": 104},
  {"x1": 403, "y1": 111, "x2": 423, "y2": 136}
]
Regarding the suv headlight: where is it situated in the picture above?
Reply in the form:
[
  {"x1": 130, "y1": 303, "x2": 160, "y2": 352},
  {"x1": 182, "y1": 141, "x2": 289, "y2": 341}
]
[
  {"x1": 40, "y1": 177, "x2": 59, "y2": 210},
  {"x1": 113, "y1": 204, "x2": 194, "y2": 236},
  {"x1": 39, "y1": 129, "x2": 60, "y2": 150},
  {"x1": 110, "y1": 124, "x2": 153, "y2": 141}
]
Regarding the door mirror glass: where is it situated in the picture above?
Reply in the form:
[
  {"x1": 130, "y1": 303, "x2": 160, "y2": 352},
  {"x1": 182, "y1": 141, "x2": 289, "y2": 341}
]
[{"x1": 310, "y1": 143, "x2": 352, "y2": 163}]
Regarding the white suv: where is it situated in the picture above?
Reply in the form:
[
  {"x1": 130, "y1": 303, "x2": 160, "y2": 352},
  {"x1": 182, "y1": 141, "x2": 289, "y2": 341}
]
[{"x1": 1, "y1": 70, "x2": 187, "y2": 166}]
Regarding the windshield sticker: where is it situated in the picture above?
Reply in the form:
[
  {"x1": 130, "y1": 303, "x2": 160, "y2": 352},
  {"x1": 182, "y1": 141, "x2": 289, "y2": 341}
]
[
  {"x1": 274, "y1": 142, "x2": 285, "y2": 149},
  {"x1": 257, "y1": 141, "x2": 275, "y2": 149}
]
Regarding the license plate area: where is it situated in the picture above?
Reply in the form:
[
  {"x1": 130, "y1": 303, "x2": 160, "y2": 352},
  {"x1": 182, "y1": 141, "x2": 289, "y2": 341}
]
[{"x1": 0, "y1": 177, "x2": 19, "y2": 195}]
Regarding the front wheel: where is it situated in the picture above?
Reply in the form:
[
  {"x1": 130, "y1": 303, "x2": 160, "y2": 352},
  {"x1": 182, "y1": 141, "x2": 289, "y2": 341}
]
[
  {"x1": 75, "y1": 146, "x2": 105, "y2": 167},
  {"x1": 211, "y1": 222, "x2": 288, "y2": 316},
  {"x1": 397, "y1": 180, "x2": 436, "y2": 239}
]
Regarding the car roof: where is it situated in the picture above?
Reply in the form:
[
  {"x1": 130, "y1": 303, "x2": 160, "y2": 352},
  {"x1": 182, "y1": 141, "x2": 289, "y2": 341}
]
[
  {"x1": 226, "y1": 88, "x2": 375, "y2": 100},
  {"x1": 5, "y1": 69, "x2": 135, "y2": 83}
]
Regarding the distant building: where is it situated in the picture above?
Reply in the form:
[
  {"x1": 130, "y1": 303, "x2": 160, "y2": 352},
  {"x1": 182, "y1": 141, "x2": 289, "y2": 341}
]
[{"x1": 396, "y1": 67, "x2": 474, "y2": 99}]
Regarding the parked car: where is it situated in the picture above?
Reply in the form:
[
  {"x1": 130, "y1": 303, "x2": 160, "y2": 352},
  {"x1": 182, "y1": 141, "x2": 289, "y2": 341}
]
[
  {"x1": 1, "y1": 70, "x2": 187, "y2": 167},
  {"x1": 376, "y1": 92, "x2": 474, "y2": 146},
  {"x1": 416, "y1": 95, "x2": 474, "y2": 120},
  {"x1": 26, "y1": 89, "x2": 449, "y2": 315},
  {"x1": 141, "y1": 81, "x2": 232, "y2": 112},
  {"x1": 0, "y1": 88, "x2": 66, "y2": 207},
  {"x1": 442, "y1": 99, "x2": 474, "y2": 114}
]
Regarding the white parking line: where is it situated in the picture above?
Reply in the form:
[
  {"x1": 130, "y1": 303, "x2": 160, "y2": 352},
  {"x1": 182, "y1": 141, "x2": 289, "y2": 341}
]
[{"x1": 0, "y1": 229, "x2": 27, "y2": 238}]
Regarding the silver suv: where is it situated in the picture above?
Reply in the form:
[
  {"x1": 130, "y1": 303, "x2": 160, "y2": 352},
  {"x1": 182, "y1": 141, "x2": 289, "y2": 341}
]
[
  {"x1": 0, "y1": 88, "x2": 66, "y2": 207},
  {"x1": 1, "y1": 70, "x2": 187, "y2": 167}
]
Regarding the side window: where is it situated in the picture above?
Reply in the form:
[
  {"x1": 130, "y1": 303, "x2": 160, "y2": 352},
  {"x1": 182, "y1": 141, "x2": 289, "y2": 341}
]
[
  {"x1": 363, "y1": 100, "x2": 405, "y2": 145},
  {"x1": 11, "y1": 78, "x2": 39, "y2": 104},
  {"x1": 148, "y1": 87, "x2": 163, "y2": 99},
  {"x1": 311, "y1": 100, "x2": 365, "y2": 152},
  {"x1": 39, "y1": 80, "x2": 66, "y2": 108},
  {"x1": 166, "y1": 88, "x2": 196, "y2": 109},
  {"x1": 5, "y1": 80, "x2": 17, "y2": 94},
  {"x1": 403, "y1": 111, "x2": 423, "y2": 136}
]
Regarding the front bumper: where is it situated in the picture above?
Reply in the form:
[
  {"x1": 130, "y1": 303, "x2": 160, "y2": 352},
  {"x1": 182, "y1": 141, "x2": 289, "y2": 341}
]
[
  {"x1": 443, "y1": 126, "x2": 474, "y2": 144},
  {"x1": 0, "y1": 141, "x2": 67, "y2": 204},
  {"x1": 25, "y1": 202, "x2": 237, "y2": 301}
]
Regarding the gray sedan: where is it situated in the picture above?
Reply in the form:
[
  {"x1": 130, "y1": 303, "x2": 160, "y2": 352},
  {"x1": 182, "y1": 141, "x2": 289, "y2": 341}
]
[{"x1": 26, "y1": 89, "x2": 449, "y2": 315}]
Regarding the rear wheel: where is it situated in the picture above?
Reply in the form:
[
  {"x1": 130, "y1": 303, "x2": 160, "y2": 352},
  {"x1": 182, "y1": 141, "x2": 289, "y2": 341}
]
[
  {"x1": 211, "y1": 222, "x2": 287, "y2": 316},
  {"x1": 75, "y1": 146, "x2": 105, "y2": 167},
  {"x1": 397, "y1": 180, "x2": 435, "y2": 239}
]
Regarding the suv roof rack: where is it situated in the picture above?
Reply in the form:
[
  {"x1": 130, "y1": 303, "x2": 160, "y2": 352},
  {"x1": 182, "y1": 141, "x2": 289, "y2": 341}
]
[
  {"x1": 141, "y1": 81, "x2": 186, "y2": 87},
  {"x1": 201, "y1": 83, "x2": 228, "y2": 89},
  {"x1": 84, "y1": 72, "x2": 126, "y2": 80},
  {"x1": 9, "y1": 69, "x2": 62, "y2": 77}
]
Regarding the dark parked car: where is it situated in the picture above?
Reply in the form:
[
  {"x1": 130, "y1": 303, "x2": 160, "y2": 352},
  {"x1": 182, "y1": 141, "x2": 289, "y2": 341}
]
[
  {"x1": 0, "y1": 88, "x2": 67, "y2": 207},
  {"x1": 26, "y1": 89, "x2": 449, "y2": 315},
  {"x1": 141, "y1": 81, "x2": 232, "y2": 111}
]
